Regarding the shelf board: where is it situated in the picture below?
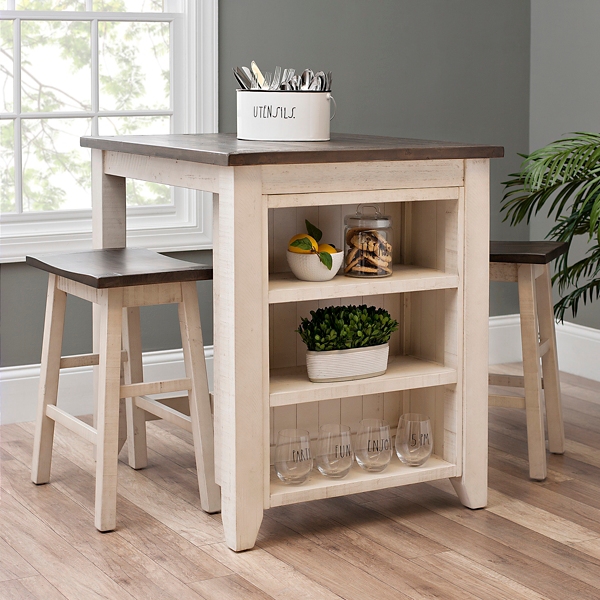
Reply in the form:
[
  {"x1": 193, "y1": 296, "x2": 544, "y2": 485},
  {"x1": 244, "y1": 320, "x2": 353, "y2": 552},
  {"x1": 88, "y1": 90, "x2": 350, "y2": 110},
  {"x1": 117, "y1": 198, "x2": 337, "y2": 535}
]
[
  {"x1": 270, "y1": 355, "x2": 457, "y2": 407},
  {"x1": 270, "y1": 455, "x2": 458, "y2": 508},
  {"x1": 268, "y1": 264, "x2": 459, "y2": 304}
]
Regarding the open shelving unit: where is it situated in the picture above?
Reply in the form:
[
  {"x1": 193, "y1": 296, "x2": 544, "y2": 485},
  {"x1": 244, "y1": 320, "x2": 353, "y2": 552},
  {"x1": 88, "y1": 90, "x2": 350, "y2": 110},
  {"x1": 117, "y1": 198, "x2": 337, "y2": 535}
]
[{"x1": 266, "y1": 192, "x2": 464, "y2": 509}]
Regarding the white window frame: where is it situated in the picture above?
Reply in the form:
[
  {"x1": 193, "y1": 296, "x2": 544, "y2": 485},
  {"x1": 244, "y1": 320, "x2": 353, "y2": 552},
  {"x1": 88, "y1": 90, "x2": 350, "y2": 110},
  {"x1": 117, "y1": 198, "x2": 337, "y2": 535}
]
[{"x1": 0, "y1": 0, "x2": 217, "y2": 263}]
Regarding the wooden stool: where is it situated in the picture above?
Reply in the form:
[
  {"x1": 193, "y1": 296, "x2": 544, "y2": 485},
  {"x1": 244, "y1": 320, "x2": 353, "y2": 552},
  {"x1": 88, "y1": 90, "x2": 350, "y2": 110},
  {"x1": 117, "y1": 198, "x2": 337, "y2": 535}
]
[
  {"x1": 489, "y1": 241, "x2": 567, "y2": 480},
  {"x1": 28, "y1": 248, "x2": 220, "y2": 531}
]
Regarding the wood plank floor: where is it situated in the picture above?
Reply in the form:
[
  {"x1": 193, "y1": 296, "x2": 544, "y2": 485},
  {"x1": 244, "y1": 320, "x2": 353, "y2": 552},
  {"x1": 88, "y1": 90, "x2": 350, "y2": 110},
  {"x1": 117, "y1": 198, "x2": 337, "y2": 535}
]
[{"x1": 1, "y1": 365, "x2": 599, "y2": 599}]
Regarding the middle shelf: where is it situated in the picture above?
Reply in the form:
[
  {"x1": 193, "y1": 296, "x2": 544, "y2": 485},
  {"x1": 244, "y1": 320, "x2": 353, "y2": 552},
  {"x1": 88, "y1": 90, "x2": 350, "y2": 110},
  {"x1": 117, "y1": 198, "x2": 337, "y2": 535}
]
[
  {"x1": 268, "y1": 264, "x2": 459, "y2": 304},
  {"x1": 270, "y1": 355, "x2": 457, "y2": 407}
]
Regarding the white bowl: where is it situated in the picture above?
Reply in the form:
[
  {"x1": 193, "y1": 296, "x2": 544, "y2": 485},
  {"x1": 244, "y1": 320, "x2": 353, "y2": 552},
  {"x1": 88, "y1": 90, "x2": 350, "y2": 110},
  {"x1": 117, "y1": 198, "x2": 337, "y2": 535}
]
[{"x1": 286, "y1": 250, "x2": 344, "y2": 281}]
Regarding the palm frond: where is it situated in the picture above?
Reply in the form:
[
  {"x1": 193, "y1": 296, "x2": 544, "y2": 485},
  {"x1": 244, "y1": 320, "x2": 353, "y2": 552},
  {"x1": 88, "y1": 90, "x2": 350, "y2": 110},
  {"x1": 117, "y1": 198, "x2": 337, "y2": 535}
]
[{"x1": 501, "y1": 132, "x2": 600, "y2": 320}]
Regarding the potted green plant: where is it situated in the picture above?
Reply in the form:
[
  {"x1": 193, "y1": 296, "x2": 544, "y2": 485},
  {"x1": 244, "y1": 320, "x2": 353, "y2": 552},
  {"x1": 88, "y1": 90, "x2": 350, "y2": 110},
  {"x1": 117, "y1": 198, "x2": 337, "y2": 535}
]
[
  {"x1": 502, "y1": 132, "x2": 600, "y2": 320},
  {"x1": 297, "y1": 304, "x2": 399, "y2": 382}
]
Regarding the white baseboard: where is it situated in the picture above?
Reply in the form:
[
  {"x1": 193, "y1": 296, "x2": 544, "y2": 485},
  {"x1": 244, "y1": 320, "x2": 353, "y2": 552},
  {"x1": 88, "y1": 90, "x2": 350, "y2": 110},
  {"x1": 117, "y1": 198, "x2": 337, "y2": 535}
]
[
  {"x1": 2, "y1": 318, "x2": 598, "y2": 426},
  {"x1": 489, "y1": 314, "x2": 600, "y2": 381},
  {"x1": 0, "y1": 347, "x2": 213, "y2": 426}
]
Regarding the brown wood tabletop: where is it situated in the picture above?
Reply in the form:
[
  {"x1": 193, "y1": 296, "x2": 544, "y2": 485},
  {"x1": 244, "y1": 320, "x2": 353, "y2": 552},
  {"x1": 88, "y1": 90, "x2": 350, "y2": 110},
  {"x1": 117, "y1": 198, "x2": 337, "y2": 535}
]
[
  {"x1": 26, "y1": 248, "x2": 213, "y2": 288},
  {"x1": 80, "y1": 132, "x2": 504, "y2": 167},
  {"x1": 490, "y1": 241, "x2": 569, "y2": 264}
]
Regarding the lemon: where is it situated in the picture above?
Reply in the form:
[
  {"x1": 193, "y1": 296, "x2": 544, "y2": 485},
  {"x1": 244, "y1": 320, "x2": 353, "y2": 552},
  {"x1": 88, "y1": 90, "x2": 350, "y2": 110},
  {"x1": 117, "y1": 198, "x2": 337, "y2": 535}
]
[
  {"x1": 288, "y1": 234, "x2": 318, "y2": 254},
  {"x1": 318, "y1": 243, "x2": 339, "y2": 254}
]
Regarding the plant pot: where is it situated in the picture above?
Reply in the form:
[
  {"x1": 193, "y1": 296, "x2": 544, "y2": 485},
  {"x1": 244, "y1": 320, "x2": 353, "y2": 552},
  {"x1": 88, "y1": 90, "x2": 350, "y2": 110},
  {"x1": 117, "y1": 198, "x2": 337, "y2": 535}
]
[{"x1": 305, "y1": 343, "x2": 390, "y2": 383}]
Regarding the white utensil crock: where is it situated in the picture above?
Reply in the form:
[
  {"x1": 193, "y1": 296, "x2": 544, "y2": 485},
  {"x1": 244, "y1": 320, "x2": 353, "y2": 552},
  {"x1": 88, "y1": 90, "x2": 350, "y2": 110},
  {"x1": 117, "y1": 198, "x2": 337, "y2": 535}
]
[{"x1": 236, "y1": 90, "x2": 336, "y2": 141}]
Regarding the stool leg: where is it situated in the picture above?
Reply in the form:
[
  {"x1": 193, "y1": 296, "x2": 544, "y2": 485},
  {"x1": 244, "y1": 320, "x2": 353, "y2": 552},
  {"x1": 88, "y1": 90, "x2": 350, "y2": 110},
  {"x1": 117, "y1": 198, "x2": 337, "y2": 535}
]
[
  {"x1": 179, "y1": 281, "x2": 221, "y2": 513},
  {"x1": 95, "y1": 287, "x2": 124, "y2": 532},
  {"x1": 122, "y1": 307, "x2": 148, "y2": 469},
  {"x1": 536, "y1": 265, "x2": 565, "y2": 454},
  {"x1": 518, "y1": 264, "x2": 547, "y2": 481},
  {"x1": 32, "y1": 275, "x2": 67, "y2": 485}
]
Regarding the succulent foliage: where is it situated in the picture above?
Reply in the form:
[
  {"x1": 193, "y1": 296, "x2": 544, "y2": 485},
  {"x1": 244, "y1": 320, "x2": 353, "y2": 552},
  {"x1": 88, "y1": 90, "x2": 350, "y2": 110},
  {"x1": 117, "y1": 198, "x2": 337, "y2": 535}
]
[
  {"x1": 502, "y1": 132, "x2": 600, "y2": 320},
  {"x1": 297, "y1": 304, "x2": 399, "y2": 352}
]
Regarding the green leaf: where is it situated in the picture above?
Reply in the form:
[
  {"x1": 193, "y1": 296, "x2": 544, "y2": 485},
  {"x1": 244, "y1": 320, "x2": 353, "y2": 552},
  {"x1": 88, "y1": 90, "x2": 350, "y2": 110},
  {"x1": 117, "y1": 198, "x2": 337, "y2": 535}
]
[
  {"x1": 318, "y1": 251, "x2": 333, "y2": 270},
  {"x1": 305, "y1": 219, "x2": 323, "y2": 243},
  {"x1": 290, "y1": 237, "x2": 315, "y2": 251}
]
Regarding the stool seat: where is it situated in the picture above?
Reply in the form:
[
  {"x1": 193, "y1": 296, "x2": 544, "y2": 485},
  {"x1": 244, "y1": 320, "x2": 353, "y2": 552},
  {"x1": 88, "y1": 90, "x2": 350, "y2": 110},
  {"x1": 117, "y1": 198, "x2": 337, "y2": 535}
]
[
  {"x1": 490, "y1": 241, "x2": 568, "y2": 265},
  {"x1": 489, "y1": 240, "x2": 565, "y2": 480},
  {"x1": 26, "y1": 248, "x2": 212, "y2": 288}
]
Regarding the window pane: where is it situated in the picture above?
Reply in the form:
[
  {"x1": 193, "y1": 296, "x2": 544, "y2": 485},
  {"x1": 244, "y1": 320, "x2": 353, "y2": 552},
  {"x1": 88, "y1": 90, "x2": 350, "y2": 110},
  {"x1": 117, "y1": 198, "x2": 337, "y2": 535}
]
[
  {"x1": 1, "y1": 21, "x2": 13, "y2": 113},
  {"x1": 99, "y1": 114, "x2": 170, "y2": 206},
  {"x1": 99, "y1": 20, "x2": 169, "y2": 111},
  {"x1": 0, "y1": 119, "x2": 15, "y2": 212},
  {"x1": 15, "y1": 1, "x2": 86, "y2": 11},
  {"x1": 21, "y1": 21, "x2": 91, "y2": 113},
  {"x1": 94, "y1": 0, "x2": 163, "y2": 11},
  {"x1": 21, "y1": 118, "x2": 91, "y2": 212}
]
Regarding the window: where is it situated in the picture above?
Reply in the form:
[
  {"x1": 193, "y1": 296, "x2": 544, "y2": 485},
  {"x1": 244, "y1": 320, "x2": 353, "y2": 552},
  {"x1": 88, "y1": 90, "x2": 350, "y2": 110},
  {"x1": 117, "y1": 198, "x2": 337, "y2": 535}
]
[{"x1": 0, "y1": 0, "x2": 217, "y2": 261}]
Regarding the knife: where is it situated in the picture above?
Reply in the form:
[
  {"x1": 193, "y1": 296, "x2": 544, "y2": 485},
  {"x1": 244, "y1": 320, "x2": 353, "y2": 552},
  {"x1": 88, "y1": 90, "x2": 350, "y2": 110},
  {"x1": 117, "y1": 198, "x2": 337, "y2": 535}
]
[{"x1": 251, "y1": 60, "x2": 266, "y2": 89}]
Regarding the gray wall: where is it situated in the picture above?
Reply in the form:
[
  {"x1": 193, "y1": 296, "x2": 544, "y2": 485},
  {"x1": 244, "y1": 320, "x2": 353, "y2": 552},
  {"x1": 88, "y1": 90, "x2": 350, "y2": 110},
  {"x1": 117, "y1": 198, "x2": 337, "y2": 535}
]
[
  {"x1": 1, "y1": 0, "x2": 531, "y2": 368},
  {"x1": 529, "y1": 0, "x2": 600, "y2": 329},
  {"x1": 220, "y1": 0, "x2": 530, "y2": 319}
]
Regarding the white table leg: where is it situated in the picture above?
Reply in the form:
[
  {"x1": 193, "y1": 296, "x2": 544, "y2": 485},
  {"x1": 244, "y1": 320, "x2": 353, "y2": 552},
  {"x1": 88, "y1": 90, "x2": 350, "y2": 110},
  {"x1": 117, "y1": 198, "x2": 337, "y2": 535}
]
[
  {"x1": 451, "y1": 159, "x2": 489, "y2": 509},
  {"x1": 91, "y1": 148, "x2": 126, "y2": 250},
  {"x1": 91, "y1": 148, "x2": 127, "y2": 445},
  {"x1": 213, "y1": 167, "x2": 268, "y2": 551}
]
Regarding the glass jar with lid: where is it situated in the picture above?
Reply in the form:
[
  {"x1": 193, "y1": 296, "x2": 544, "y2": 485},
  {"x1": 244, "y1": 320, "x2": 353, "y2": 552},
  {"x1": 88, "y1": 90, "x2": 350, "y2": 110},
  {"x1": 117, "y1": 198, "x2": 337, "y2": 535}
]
[{"x1": 344, "y1": 204, "x2": 393, "y2": 278}]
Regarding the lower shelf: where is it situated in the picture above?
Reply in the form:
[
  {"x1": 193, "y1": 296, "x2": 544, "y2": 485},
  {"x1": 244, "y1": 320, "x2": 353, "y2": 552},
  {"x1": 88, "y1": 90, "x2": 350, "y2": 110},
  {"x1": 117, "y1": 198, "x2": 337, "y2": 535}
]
[
  {"x1": 269, "y1": 455, "x2": 458, "y2": 508},
  {"x1": 269, "y1": 355, "x2": 457, "y2": 406}
]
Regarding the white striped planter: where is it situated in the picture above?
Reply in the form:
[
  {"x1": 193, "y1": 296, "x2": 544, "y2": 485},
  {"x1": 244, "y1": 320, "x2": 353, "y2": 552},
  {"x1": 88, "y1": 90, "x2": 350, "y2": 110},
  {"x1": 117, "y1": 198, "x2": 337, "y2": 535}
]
[{"x1": 305, "y1": 343, "x2": 390, "y2": 383}]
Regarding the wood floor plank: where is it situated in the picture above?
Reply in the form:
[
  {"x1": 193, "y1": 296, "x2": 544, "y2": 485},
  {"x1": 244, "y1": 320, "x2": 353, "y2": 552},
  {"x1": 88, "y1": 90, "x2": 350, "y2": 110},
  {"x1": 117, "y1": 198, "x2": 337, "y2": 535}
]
[
  {"x1": 256, "y1": 516, "x2": 413, "y2": 600},
  {"x1": 486, "y1": 492, "x2": 598, "y2": 544},
  {"x1": 364, "y1": 491, "x2": 600, "y2": 600},
  {"x1": 1, "y1": 366, "x2": 599, "y2": 599},
  {"x1": 201, "y1": 542, "x2": 343, "y2": 600},
  {"x1": 2, "y1": 420, "x2": 231, "y2": 586},
  {"x1": 568, "y1": 538, "x2": 600, "y2": 561},
  {"x1": 393, "y1": 483, "x2": 600, "y2": 595},
  {"x1": 270, "y1": 492, "x2": 448, "y2": 559},
  {"x1": 0, "y1": 576, "x2": 67, "y2": 600},
  {"x1": 189, "y1": 574, "x2": 275, "y2": 600},
  {"x1": 488, "y1": 466, "x2": 600, "y2": 537},
  {"x1": 488, "y1": 446, "x2": 571, "y2": 484},
  {"x1": 265, "y1": 498, "x2": 480, "y2": 600},
  {"x1": 411, "y1": 551, "x2": 551, "y2": 600},
  {"x1": 0, "y1": 456, "x2": 208, "y2": 600},
  {"x1": 17, "y1": 421, "x2": 223, "y2": 546},
  {"x1": 0, "y1": 537, "x2": 39, "y2": 583},
  {"x1": 0, "y1": 492, "x2": 135, "y2": 599}
]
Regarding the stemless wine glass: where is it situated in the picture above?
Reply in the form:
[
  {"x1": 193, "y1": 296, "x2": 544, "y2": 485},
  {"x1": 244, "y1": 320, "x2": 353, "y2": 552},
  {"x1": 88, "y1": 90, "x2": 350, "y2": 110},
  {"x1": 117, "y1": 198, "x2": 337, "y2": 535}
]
[
  {"x1": 316, "y1": 423, "x2": 353, "y2": 478},
  {"x1": 355, "y1": 418, "x2": 392, "y2": 472},
  {"x1": 274, "y1": 429, "x2": 313, "y2": 484},
  {"x1": 395, "y1": 413, "x2": 433, "y2": 466}
]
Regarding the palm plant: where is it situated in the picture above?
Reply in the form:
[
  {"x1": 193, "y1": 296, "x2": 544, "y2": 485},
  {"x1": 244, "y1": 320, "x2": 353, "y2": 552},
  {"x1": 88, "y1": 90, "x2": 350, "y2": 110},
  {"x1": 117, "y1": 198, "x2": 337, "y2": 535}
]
[{"x1": 501, "y1": 132, "x2": 600, "y2": 321}]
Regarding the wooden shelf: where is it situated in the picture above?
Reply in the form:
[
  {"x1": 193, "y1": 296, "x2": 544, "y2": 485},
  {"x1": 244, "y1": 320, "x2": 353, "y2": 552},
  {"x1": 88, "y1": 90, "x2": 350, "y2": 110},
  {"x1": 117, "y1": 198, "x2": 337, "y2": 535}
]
[
  {"x1": 269, "y1": 455, "x2": 458, "y2": 507},
  {"x1": 268, "y1": 264, "x2": 459, "y2": 304},
  {"x1": 269, "y1": 355, "x2": 457, "y2": 407}
]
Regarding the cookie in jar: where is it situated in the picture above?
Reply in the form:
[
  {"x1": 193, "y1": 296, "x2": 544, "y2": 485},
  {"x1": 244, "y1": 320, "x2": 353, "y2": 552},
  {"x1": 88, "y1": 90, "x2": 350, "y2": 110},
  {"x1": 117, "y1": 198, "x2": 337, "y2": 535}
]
[{"x1": 344, "y1": 205, "x2": 393, "y2": 278}]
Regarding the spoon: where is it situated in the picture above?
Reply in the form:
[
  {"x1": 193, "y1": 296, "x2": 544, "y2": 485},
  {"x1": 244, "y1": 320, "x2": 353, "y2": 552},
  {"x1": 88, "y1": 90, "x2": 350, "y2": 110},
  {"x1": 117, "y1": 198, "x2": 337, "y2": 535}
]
[{"x1": 300, "y1": 69, "x2": 313, "y2": 90}]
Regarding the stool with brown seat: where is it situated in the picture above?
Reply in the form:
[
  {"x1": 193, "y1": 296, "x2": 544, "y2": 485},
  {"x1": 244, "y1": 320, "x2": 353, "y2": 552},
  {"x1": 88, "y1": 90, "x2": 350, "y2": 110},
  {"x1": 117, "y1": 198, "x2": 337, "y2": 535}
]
[
  {"x1": 489, "y1": 241, "x2": 567, "y2": 480},
  {"x1": 28, "y1": 248, "x2": 220, "y2": 531}
]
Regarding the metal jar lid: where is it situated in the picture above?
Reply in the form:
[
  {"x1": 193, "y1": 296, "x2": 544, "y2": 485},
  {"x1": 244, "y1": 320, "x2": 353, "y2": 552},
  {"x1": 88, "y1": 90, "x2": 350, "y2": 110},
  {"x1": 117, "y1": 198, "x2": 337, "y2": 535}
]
[{"x1": 344, "y1": 204, "x2": 391, "y2": 228}]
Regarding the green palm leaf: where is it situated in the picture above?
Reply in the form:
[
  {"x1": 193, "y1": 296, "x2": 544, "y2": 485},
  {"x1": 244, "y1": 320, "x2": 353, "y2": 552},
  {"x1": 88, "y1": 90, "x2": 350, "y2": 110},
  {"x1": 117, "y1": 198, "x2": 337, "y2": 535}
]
[{"x1": 501, "y1": 132, "x2": 600, "y2": 321}]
